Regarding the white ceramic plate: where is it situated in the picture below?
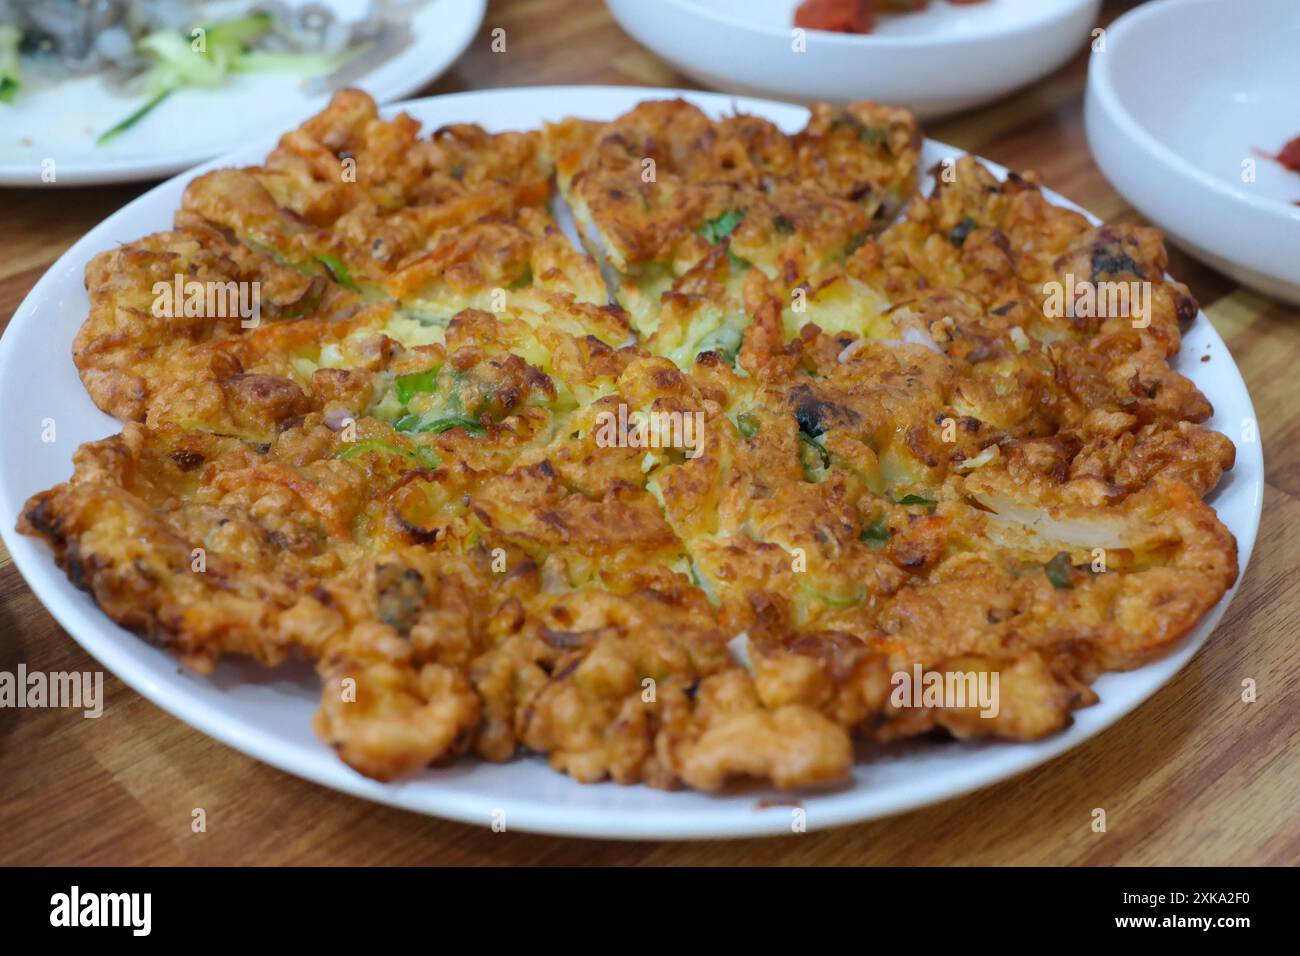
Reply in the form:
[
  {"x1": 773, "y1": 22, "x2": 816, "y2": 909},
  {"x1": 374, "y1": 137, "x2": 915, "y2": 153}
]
[
  {"x1": 1085, "y1": 0, "x2": 1300, "y2": 306},
  {"x1": 0, "y1": 86, "x2": 1262, "y2": 839},
  {"x1": 0, "y1": 0, "x2": 485, "y2": 187},
  {"x1": 606, "y1": 0, "x2": 1101, "y2": 118}
]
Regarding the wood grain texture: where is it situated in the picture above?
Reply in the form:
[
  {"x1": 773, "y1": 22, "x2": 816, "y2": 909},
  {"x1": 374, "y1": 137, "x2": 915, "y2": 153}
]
[{"x1": 0, "y1": 0, "x2": 1295, "y2": 866}]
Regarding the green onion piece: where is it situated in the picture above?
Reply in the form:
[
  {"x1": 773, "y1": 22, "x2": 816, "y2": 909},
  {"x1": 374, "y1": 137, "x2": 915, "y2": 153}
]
[
  {"x1": 1045, "y1": 552, "x2": 1075, "y2": 590},
  {"x1": 859, "y1": 513, "x2": 891, "y2": 549},
  {"x1": 412, "y1": 445, "x2": 441, "y2": 469},
  {"x1": 394, "y1": 369, "x2": 440, "y2": 405},
  {"x1": 798, "y1": 432, "x2": 829, "y2": 480},
  {"x1": 335, "y1": 441, "x2": 375, "y2": 461},
  {"x1": 395, "y1": 415, "x2": 485, "y2": 436},
  {"x1": 506, "y1": 264, "x2": 533, "y2": 290},
  {"x1": 0, "y1": 26, "x2": 22, "y2": 105},
  {"x1": 315, "y1": 254, "x2": 359, "y2": 290},
  {"x1": 97, "y1": 88, "x2": 174, "y2": 146},
  {"x1": 814, "y1": 588, "x2": 865, "y2": 609},
  {"x1": 699, "y1": 208, "x2": 746, "y2": 244},
  {"x1": 736, "y1": 413, "x2": 760, "y2": 438},
  {"x1": 896, "y1": 493, "x2": 937, "y2": 513},
  {"x1": 334, "y1": 439, "x2": 440, "y2": 470}
]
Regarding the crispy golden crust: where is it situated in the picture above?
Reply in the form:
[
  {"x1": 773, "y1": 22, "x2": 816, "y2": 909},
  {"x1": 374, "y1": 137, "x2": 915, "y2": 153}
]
[
  {"x1": 20, "y1": 91, "x2": 1239, "y2": 792},
  {"x1": 543, "y1": 98, "x2": 920, "y2": 312}
]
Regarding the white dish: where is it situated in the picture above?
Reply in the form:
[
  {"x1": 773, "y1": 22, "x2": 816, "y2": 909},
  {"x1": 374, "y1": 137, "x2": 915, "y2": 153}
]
[
  {"x1": 1085, "y1": 0, "x2": 1300, "y2": 306},
  {"x1": 0, "y1": 86, "x2": 1262, "y2": 840},
  {"x1": 606, "y1": 0, "x2": 1101, "y2": 118},
  {"x1": 0, "y1": 0, "x2": 485, "y2": 187}
]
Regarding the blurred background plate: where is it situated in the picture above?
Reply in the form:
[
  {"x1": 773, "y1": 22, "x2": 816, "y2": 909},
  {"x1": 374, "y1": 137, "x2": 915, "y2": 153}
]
[
  {"x1": 1085, "y1": 0, "x2": 1300, "y2": 306},
  {"x1": 606, "y1": 0, "x2": 1101, "y2": 118},
  {"x1": 0, "y1": 0, "x2": 486, "y2": 186}
]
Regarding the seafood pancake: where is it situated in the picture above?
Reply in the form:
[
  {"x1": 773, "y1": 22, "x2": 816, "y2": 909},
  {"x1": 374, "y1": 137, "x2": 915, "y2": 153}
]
[
  {"x1": 20, "y1": 91, "x2": 1238, "y2": 791},
  {"x1": 543, "y1": 99, "x2": 921, "y2": 344}
]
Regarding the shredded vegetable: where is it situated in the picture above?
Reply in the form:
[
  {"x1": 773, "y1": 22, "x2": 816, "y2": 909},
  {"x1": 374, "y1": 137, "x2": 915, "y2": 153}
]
[
  {"x1": 0, "y1": 25, "x2": 20, "y2": 104},
  {"x1": 98, "y1": 13, "x2": 341, "y2": 144},
  {"x1": 0, "y1": 2, "x2": 416, "y2": 144}
]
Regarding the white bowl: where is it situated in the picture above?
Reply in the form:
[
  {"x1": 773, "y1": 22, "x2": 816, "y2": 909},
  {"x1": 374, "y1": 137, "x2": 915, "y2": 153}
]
[
  {"x1": 606, "y1": 0, "x2": 1101, "y2": 118},
  {"x1": 1085, "y1": 0, "x2": 1300, "y2": 305}
]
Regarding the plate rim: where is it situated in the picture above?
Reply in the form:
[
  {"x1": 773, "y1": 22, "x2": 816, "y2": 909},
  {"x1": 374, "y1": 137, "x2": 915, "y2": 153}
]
[
  {"x1": 638, "y1": 0, "x2": 1099, "y2": 48},
  {"x1": 0, "y1": 0, "x2": 487, "y2": 187},
  {"x1": 0, "y1": 84, "x2": 1264, "y2": 839}
]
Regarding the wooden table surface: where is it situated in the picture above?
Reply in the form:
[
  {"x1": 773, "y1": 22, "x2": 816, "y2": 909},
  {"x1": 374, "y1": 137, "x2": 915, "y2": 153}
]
[{"x1": 1, "y1": 0, "x2": 1296, "y2": 866}]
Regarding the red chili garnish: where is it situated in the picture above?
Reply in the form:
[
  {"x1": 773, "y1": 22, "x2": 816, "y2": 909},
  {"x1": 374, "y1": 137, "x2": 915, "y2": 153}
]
[
  {"x1": 1275, "y1": 135, "x2": 1300, "y2": 174},
  {"x1": 794, "y1": 0, "x2": 876, "y2": 33},
  {"x1": 877, "y1": 0, "x2": 929, "y2": 11},
  {"x1": 795, "y1": 0, "x2": 989, "y2": 35}
]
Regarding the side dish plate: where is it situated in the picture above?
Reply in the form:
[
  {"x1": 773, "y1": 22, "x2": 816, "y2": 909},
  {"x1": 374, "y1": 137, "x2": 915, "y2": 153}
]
[
  {"x1": 1085, "y1": 0, "x2": 1300, "y2": 305},
  {"x1": 0, "y1": 0, "x2": 486, "y2": 187},
  {"x1": 606, "y1": 0, "x2": 1101, "y2": 118}
]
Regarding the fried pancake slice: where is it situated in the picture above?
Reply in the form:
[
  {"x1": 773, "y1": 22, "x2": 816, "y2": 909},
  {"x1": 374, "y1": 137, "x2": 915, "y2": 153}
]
[
  {"x1": 21, "y1": 91, "x2": 1241, "y2": 793},
  {"x1": 180, "y1": 89, "x2": 606, "y2": 313},
  {"x1": 544, "y1": 98, "x2": 920, "y2": 336},
  {"x1": 19, "y1": 418, "x2": 849, "y2": 787},
  {"x1": 77, "y1": 91, "x2": 619, "y2": 442},
  {"x1": 76, "y1": 217, "x2": 367, "y2": 429},
  {"x1": 849, "y1": 157, "x2": 1198, "y2": 355}
]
